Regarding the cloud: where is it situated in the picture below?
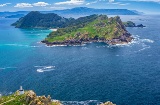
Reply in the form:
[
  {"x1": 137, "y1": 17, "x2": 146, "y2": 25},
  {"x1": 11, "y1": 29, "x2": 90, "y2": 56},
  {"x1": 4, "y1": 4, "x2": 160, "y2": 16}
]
[
  {"x1": 33, "y1": 2, "x2": 50, "y2": 7},
  {"x1": 45, "y1": 6, "x2": 67, "y2": 10},
  {"x1": 14, "y1": 2, "x2": 50, "y2": 8},
  {"x1": 86, "y1": 0, "x2": 115, "y2": 5},
  {"x1": 14, "y1": 3, "x2": 33, "y2": 8},
  {"x1": 107, "y1": 1, "x2": 130, "y2": 5},
  {"x1": 119, "y1": 3, "x2": 130, "y2": 5},
  {"x1": 86, "y1": 0, "x2": 98, "y2": 5},
  {"x1": 55, "y1": 0, "x2": 85, "y2": 5},
  {"x1": 0, "y1": 3, "x2": 11, "y2": 7},
  {"x1": 123, "y1": 0, "x2": 160, "y2": 2},
  {"x1": 109, "y1": 0, "x2": 115, "y2": 2}
]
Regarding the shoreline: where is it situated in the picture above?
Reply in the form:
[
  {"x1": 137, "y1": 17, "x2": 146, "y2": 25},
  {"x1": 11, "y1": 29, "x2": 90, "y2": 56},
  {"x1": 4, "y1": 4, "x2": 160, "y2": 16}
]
[{"x1": 41, "y1": 34, "x2": 133, "y2": 47}]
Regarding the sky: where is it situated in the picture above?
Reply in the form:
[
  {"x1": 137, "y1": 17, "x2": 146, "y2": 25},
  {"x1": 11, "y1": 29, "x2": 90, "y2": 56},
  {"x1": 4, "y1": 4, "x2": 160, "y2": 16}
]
[{"x1": 0, "y1": 0, "x2": 160, "y2": 14}]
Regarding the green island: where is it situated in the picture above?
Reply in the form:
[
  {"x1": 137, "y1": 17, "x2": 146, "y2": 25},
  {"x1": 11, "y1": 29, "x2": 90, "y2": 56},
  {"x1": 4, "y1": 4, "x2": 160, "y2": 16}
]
[
  {"x1": 12, "y1": 11, "x2": 134, "y2": 46},
  {"x1": 123, "y1": 21, "x2": 146, "y2": 27},
  {"x1": 0, "y1": 88, "x2": 115, "y2": 105}
]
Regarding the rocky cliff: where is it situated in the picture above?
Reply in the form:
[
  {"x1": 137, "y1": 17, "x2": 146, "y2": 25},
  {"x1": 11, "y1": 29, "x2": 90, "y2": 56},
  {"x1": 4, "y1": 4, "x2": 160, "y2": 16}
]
[{"x1": 42, "y1": 15, "x2": 133, "y2": 46}]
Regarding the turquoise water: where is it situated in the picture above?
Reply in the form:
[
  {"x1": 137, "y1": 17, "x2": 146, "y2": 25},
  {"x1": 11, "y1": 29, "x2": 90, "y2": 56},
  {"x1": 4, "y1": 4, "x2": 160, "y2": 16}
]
[{"x1": 0, "y1": 16, "x2": 160, "y2": 105}]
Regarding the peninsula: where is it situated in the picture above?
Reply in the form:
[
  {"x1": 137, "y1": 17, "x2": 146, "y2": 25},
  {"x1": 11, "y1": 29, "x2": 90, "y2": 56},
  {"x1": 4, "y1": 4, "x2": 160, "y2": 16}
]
[
  {"x1": 12, "y1": 11, "x2": 133, "y2": 45},
  {"x1": 0, "y1": 87, "x2": 115, "y2": 105}
]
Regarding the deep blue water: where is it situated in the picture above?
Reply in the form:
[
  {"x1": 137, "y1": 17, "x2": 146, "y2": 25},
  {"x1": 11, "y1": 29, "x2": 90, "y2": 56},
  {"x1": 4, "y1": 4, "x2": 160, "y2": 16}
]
[{"x1": 0, "y1": 15, "x2": 160, "y2": 105}]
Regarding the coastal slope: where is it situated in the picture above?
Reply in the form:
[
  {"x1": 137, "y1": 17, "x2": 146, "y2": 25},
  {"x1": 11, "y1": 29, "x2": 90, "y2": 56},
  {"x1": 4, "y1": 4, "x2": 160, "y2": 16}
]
[
  {"x1": 42, "y1": 15, "x2": 132, "y2": 45},
  {"x1": 0, "y1": 90, "x2": 115, "y2": 105}
]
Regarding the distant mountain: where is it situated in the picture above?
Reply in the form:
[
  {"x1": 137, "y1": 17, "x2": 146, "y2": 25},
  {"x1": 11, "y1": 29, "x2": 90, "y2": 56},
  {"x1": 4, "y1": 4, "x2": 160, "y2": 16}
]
[
  {"x1": 5, "y1": 14, "x2": 25, "y2": 18},
  {"x1": 51, "y1": 7, "x2": 141, "y2": 17},
  {"x1": 12, "y1": 11, "x2": 101, "y2": 29},
  {"x1": 11, "y1": 11, "x2": 72, "y2": 28},
  {"x1": 0, "y1": 11, "x2": 29, "y2": 18},
  {"x1": 0, "y1": 7, "x2": 142, "y2": 18}
]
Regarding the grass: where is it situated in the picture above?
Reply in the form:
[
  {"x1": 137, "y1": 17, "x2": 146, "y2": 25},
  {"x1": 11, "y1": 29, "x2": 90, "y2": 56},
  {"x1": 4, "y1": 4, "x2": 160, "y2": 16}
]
[
  {"x1": 45, "y1": 16, "x2": 125, "y2": 43},
  {"x1": 0, "y1": 91, "x2": 61, "y2": 105}
]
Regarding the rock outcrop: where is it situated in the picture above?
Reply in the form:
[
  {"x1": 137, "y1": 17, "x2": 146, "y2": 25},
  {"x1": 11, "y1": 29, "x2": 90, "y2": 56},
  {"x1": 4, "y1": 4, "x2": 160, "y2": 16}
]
[
  {"x1": 100, "y1": 101, "x2": 116, "y2": 105},
  {"x1": 25, "y1": 90, "x2": 61, "y2": 105},
  {"x1": 123, "y1": 21, "x2": 145, "y2": 27}
]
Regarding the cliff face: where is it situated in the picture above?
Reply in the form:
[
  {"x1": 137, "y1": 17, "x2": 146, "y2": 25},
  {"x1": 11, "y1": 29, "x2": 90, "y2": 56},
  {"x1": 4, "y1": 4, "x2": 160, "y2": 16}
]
[{"x1": 42, "y1": 15, "x2": 133, "y2": 45}]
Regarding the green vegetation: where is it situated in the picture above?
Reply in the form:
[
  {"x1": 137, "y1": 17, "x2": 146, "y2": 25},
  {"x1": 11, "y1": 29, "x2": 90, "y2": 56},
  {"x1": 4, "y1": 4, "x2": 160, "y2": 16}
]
[
  {"x1": 12, "y1": 11, "x2": 98, "y2": 29},
  {"x1": 0, "y1": 91, "x2": 61, "y2": 105},
  {"x1": 12, "y1": 11, "x2": 132, "y2": 45},
  {"x1": 44, "y1": 15, "x2": 128, "y2": 43},
  {"x1": 11, "y1": 11, "x2": 71, "y2": 28}
]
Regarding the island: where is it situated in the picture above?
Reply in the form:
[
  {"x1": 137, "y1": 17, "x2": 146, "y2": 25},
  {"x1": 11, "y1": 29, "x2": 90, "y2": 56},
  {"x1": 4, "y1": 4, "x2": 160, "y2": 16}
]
[
  {"x1": 123, "y1": 21, "x2": 146, "y2": 27},
  {"x1": 12, "y1": 11, "x2": 133, "y2": 46}
]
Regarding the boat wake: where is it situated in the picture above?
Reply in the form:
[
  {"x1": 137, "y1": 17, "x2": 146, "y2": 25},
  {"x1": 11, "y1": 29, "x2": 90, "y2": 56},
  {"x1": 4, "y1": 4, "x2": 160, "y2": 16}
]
[{"x1": 34, "y1": 66, "x2": 55, "y2": 73}]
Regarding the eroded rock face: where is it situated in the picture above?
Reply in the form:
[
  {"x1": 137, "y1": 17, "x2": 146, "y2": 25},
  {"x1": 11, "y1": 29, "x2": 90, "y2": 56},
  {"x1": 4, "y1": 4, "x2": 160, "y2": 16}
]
[
  {"x1": 100, "y1": 101, "x2": 116, "y2": 105},
  {"x1": 25, "y1": 91, "x2": 54, "y2": 105}
]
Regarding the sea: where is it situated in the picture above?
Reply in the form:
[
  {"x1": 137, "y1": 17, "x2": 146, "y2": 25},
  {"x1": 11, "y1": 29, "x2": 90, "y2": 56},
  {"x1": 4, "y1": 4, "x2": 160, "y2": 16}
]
[{"x1": 0, "y1": 15, "x2": 160, "y2": 105}]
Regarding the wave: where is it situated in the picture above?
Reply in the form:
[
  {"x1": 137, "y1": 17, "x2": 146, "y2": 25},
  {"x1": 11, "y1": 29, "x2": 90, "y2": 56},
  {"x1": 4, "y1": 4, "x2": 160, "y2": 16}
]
[
  {"x1": 61, "y1": 100, "x2": 102, "y2": 105},
  {"x1": 107, "y1": 35, "x2": 154, "y2": 48},
  {"x1": 46, "y1": 45, "x2": 67, "y2": 47},
  {"x1": 134, "y1": 45, "x2": 151, "y2": 53},
  {"x1": 45, "y1": 44, "x2": 86, "y2": 47},
  {"x1": 1, "y1": 44, "x2": 40, "y2": 48},
  {"x1": 0, "y1": 67, "x2": 17, "y2": 70},
  {"x1": 82, "y1": 47, "x2": 89, "y2": 50},
  {"x1": 140, "y1": 39, "x2": 154, "y2": 43}
]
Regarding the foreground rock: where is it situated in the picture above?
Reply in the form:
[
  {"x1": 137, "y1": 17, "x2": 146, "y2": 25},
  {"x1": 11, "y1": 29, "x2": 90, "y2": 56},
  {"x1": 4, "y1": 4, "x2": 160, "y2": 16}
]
[
  {"x1": 0, "y1": 90, "x2": 61, "y2": 105},
  {"x1": 100, "y1": 101, "x2": 116, "y2": 105},
  {"x1": 0, "y1": 90, "x2": 116, "y2": 105}
]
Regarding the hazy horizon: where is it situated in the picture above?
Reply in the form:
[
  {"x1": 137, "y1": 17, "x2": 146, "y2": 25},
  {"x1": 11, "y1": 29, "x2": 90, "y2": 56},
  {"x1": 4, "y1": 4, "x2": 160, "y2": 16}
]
[{"x1": 0, "y1": 0, "x2": 160, "y2": 14}]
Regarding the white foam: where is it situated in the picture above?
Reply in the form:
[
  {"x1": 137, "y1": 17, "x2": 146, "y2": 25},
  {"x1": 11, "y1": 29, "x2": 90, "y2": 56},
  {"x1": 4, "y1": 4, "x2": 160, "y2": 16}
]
[
  {"x1": 3, "y1": 44, "x2": 40, "y2": 48},
  {"x1": 61, "y1": 100, "x2": 102, "y2": 105},
  {"x1": 37, "y1": 69, "x2": 55, "y2": 73},
  {"x1": 134, "y1": 45, "x2": 150, "y2": 53},
  {"x1": 0, "y1": 67, "x2": 17, "y2": 70},
  {"x1": 46, "y1": 45, "x2": 67, "y2": 47},
  {"x1": 37, "y1": 69, "x2": 44, "y2": 72},
  {"x1": 82, "y1": 47, "x2": 89, "y2": 50},
  {"x1": 141, "y1": 39, "x2": 154, "y2": 43},
  {"x1": 107, "y1": 35, "x2": 154, "y2": 49}
]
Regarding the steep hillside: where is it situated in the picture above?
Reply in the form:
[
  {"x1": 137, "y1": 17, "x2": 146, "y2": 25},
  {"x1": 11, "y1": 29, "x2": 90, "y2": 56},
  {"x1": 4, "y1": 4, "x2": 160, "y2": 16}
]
[
  {"x1": 42, "y1": 15, "x2": 133, "y2": 45},
  {"x1": 11, "y1": 11, "x2": 71, "y2": 28}
]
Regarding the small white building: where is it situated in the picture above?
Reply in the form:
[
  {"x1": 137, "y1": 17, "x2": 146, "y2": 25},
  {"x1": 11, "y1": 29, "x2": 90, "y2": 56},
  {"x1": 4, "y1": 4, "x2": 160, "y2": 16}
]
[
  {"x1": 0, "y1": 94, "x2": 2, "y2": 98},
  {"x1": 19, "y1": 86, "x2": 24, "y2": 95}
]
